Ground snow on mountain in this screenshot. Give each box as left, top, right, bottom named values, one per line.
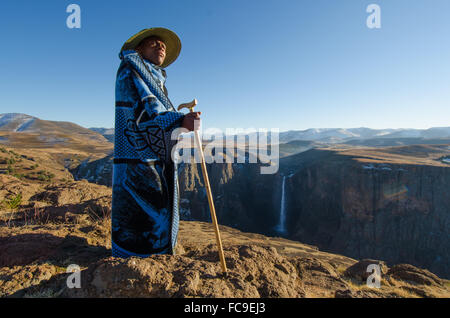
left=0, top=113, right=36, bottom=132
left=2, top=113, right=449, bottom=145
left=279, top=127, right=450, bottom=143
left=422, top=127, right=450, bottom=139
left=0, top=113, right=111, bottom=145
left=382, top=129, right=423, bottom=138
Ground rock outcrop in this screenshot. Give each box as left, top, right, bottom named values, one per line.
left=283, top=148, right=450, bottom=279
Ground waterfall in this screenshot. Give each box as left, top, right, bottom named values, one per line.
left=275, top=175, right=287, bottom=234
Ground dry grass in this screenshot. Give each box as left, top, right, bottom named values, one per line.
left=24, top=206, right=51, bottom=226
left=335, top=264, right=348, bottom=275
left=337, top=144, right=450, bottom=167
left=344, top=277, right=421, bottom=298
left=390, top=286, right=421, bottom=298
left=87, top=205, right=111, bottom=225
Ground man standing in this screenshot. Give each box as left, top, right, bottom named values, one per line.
left=112, top=27, right=200, bottom=257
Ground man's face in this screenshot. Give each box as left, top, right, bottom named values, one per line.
left=136, top=36, right=166, bottom=66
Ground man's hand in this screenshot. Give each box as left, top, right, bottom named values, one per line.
left=182, top=111, right=201, bottom=131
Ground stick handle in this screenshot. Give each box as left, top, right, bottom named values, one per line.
left=193, top=129, right=228, bottom=275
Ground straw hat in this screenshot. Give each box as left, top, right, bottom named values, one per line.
left=120, top=27, right=181, bottom=68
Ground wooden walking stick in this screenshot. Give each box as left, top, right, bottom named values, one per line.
left=177, top=99, right=228, bottom=276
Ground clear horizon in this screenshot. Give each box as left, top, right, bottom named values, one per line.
left=2, top=111, right=450, bottom=133
left=0, top=1, right=449, bottom=131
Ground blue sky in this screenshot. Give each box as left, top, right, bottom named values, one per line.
left=0, top=0, right=449, bottom=131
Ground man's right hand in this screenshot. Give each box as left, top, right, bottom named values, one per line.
left=182, top=111, right=201, bottom=131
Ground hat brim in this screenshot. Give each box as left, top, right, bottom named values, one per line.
left=120, top=27, right=181, bottom=68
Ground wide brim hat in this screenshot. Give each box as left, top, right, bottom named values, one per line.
left=120, top=27, right=181, bottom=68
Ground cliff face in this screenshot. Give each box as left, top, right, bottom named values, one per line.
left=282, top=149, right=450, bottom=279
left=70, top=154, right=113, bottom=187
left=179, top=146, right=450, bottom=280
left=178, top=161, right=279, bottom=236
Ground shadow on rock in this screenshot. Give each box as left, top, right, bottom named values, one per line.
left=0, top=233, right=110, bottom=268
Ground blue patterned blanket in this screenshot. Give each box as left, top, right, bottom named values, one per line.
left=111, top=50, right=185, bottom=257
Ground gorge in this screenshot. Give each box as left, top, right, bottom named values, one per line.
left=174, top=145, right=450, bottom=279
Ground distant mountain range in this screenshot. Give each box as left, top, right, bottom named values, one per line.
left=88, top=124, right=450, bottom=144
left=88, top=128, right=114, bottom=143
left=1, top=113, right=450, bottom=146
left=278, top=127, right=450, bottom=143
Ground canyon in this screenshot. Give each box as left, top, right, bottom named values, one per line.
left=1, top=113, right=449, bottom=282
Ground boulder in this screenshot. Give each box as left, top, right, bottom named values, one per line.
left=387, top=264, right=443, bottom=287
left=344, top=259, right=388, bottom=282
